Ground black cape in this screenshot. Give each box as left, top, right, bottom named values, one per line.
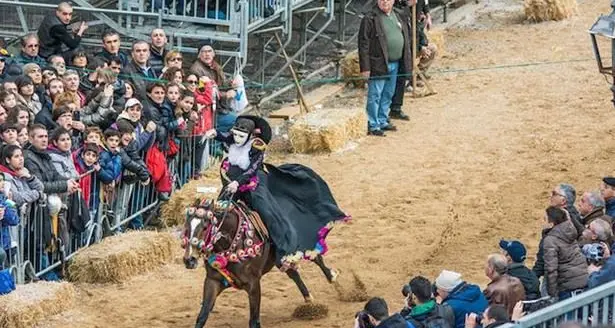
left=244, top=163, right=348, bottom=265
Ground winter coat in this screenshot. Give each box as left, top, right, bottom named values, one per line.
left=72, top=148, right=95, bottom=206
left=358, top=6, right=412, bottom=78
left=567, top=205, right=585, bottom=239
left=483, top=274, right=526, bottom=316
left=189, top=59, right=225, bottom=86
left=442, top=283, right=488, bottom=328
left=506, top=263, right=540, bottom=300
left=404, top=299, right=455, bottom=328
left=0, top=165, right=44, bottom=207
left=34, top=105, right=58, bottom=131
left=0, top=188, right=19, bottom=251
left=16, top=93, right=42, bottom=119
left=376, top=313, right=413, bottom=328
left=588, top=255, right=615, bottom=289
left=532, top=228, right=549, bottom=278
left=97, top=147, right=122, bottom=184
left=142, top=98, right=172, bottom=146
left=543, top=220, right=588, bottom=297
left=119, top=149, right=150, bottom=182
left=582, top=207, right=613, bottom=227
left=122, top=60, right=157, bottom=101
left=23, top=143, right=69, bottom=194
left=194, top=84, right=215, bottom=134
left=150, top=46, right=167, bottom=78
left=606, top=198, right=615, bottom=218
left=95, top=49, right=129, bottom=68
left=80, top=90, right=117, bottom=130
left=48, top=146, right=79, bottom=180
left=114, top=113, right=155, bottom=154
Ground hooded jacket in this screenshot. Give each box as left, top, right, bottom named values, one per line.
left=543, top=220, right=588, bottom=296
left=80, top=89, right=117, bottom=130
left=404, top=299, right=454, bottom=328
left=72, top=147, right=95, bottom=206
left=507, top=262, right=540, bottom=300
left=442, top=283, right=489, bottom=328
left=23, top=143, right=69, bottom=194
left=0, top=165, right=44, bottom=207
left=47, top=145, right=79, bottom=180
left=376, top=313, right=413, bottom=328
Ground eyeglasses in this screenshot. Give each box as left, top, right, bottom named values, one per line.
left=551, top=191, right=565, bottom=198
left=170, top=57, right=182, bottom=62
left=187, top=80, right=198, bottom=84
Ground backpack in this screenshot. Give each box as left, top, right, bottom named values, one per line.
left=407, top=305, right=452, bottom=328
left=69, top=191, right=90, bottom=233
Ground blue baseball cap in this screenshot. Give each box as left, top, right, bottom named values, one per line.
left=499, top=240, right=527, bottom=263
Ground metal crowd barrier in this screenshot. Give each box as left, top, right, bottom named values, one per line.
left=500, top=280, right=615, bottom=328
left=1, top=136, right=217, bottom=283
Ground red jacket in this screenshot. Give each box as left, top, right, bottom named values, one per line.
left=193, top=82, right=215, bottom=135
left=72, top=148, right=94, bottom=205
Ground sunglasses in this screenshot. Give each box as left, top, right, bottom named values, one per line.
left=187, top=80, right=198, bottom=84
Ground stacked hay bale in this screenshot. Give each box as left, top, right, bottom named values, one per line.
left=340, top=51, right=364, bottom=88
left=68, top=231, right=175, bottom=283
left=524, top=0, right=577, bottom=22
left=0, top=281, right=75, bottom=328
left=161, top=165, right=221, bottom=227
left=288, top=107, right=367, bottom=153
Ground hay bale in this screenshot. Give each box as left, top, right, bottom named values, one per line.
left=524, top=0, right=577, bottom=22
left=0, top=281, right=75, bottom=328
left=292, top=302, right=329, bottom=320
left=426, top=28, right=446, bottom=57
left=68, top=231, right=175, bottom=283
left=340, top=51, right=364, bottom=88
left=161, top=164, right=221, bottom=227
left=288, top=107, right=367, bottom=153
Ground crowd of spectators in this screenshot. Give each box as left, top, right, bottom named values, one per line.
left=0, top=2, right=244, bottom=282
left=355, top=179, right=615, bottom=328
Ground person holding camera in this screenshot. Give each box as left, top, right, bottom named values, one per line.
left=354, top=297, right=413, bottom=328
left=401, top=276, right=455, bottom=328
left=464, top=305, right=510, bottom=328
left=434, top=270, right=488, bottom=328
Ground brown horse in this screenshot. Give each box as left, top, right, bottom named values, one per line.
left=182, top=199, right=338, bottom=328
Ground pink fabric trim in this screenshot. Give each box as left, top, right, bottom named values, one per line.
left=238, top=175, right=259, bottom=192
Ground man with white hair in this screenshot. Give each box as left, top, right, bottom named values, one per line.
left=434, top=270, right=488, bottom=328
left=550, top=183, right=584, bottom=237
left=483, top=254, right=525, bottom=316
left=578, top=190, right=612, bottom=227
left=581, top=219, right=613, bottom=248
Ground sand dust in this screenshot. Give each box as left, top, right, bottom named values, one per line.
left=38, top=2, right=615, bottom=327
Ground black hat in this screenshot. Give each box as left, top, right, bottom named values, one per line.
left=604, top=177, right=615, bottom=188
left=232, top=117, right=256, bottom=134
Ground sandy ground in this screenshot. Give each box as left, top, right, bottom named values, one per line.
left=40, top=1, right=615, bottom=327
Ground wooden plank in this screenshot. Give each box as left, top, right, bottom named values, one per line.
left=267, top=83, right=346, bottom=120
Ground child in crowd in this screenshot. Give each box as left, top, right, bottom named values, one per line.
left=0, top=172, right=19, bottom=269
left=72, top=142, right=100, bottom=208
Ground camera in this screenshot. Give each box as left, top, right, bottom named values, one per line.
left=432, top=283, right=439, bottom=297
left=355, top=311, right=375, bottom=328
left=401, top=284, right=412, bottom=298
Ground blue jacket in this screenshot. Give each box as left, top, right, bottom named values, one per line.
left=443, top=283, right=489, bottom=328
left=376, top=313, right=415, bottom=328
left=588, top=256, right=615, bottom=289
left=606, top=198, right=615, bottom=218
left=97, top=148, right=122, bottom=184
left=0, top=193, right=19, bottom=251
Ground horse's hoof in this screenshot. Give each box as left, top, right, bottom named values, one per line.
left=304, top=293, right=314, bottom=303
left=329, top=269, right=339, bottom=283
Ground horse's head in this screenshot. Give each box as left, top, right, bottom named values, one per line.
left=181, top=198, right=216, bottom=269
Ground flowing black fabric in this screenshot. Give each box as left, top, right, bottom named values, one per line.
left=239, top=163, right=347, bottom=263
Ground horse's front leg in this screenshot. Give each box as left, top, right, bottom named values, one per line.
left=286, top=268, right=313, bottom=302
left=313, top=254, right=338, bottom=283
left=195, top=277, right=225, bottom=328
left=248, top=280, right=263, bottom=328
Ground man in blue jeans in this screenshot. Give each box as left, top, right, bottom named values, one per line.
left=358, top=0, right=412, bottom=136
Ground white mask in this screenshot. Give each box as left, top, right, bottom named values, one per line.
left=231, top=129, right=249, bottom=145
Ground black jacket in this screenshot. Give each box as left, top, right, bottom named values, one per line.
left=532, top=228, right=549, bottom=278
left=507, top=263, right=540, bottom=300
left=23, top=143, right=69, bottom=194
left=119, top=149, right=150, bottom=182
left=122, top=60, right=157, bottom=101
left=377, top=313, right=410, bottom=328
left=358, top=6, right=413, bottom=77
left=37, top=15, right=81, bottom=59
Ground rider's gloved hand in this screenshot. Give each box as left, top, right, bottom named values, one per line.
left=227, top=181, right=239, bottom=193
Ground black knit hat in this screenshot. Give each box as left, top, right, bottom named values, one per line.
left=604, top=177, right=615, bottom=188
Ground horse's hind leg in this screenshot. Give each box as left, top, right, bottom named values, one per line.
left=195, top=277, right=225, bottom=328
left=313, top=254, right=338, bottom=283
left=286, top=269, right=313, bottom=302
left=248, top=280, right=263, bottom=328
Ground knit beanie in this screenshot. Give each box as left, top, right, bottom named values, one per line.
left=435, top=270, right=463, bottom=292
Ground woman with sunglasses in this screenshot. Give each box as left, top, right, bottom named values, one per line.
left=159, top=50, right=183, bottom=78
left=185, top=73, right=198, bottom=93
